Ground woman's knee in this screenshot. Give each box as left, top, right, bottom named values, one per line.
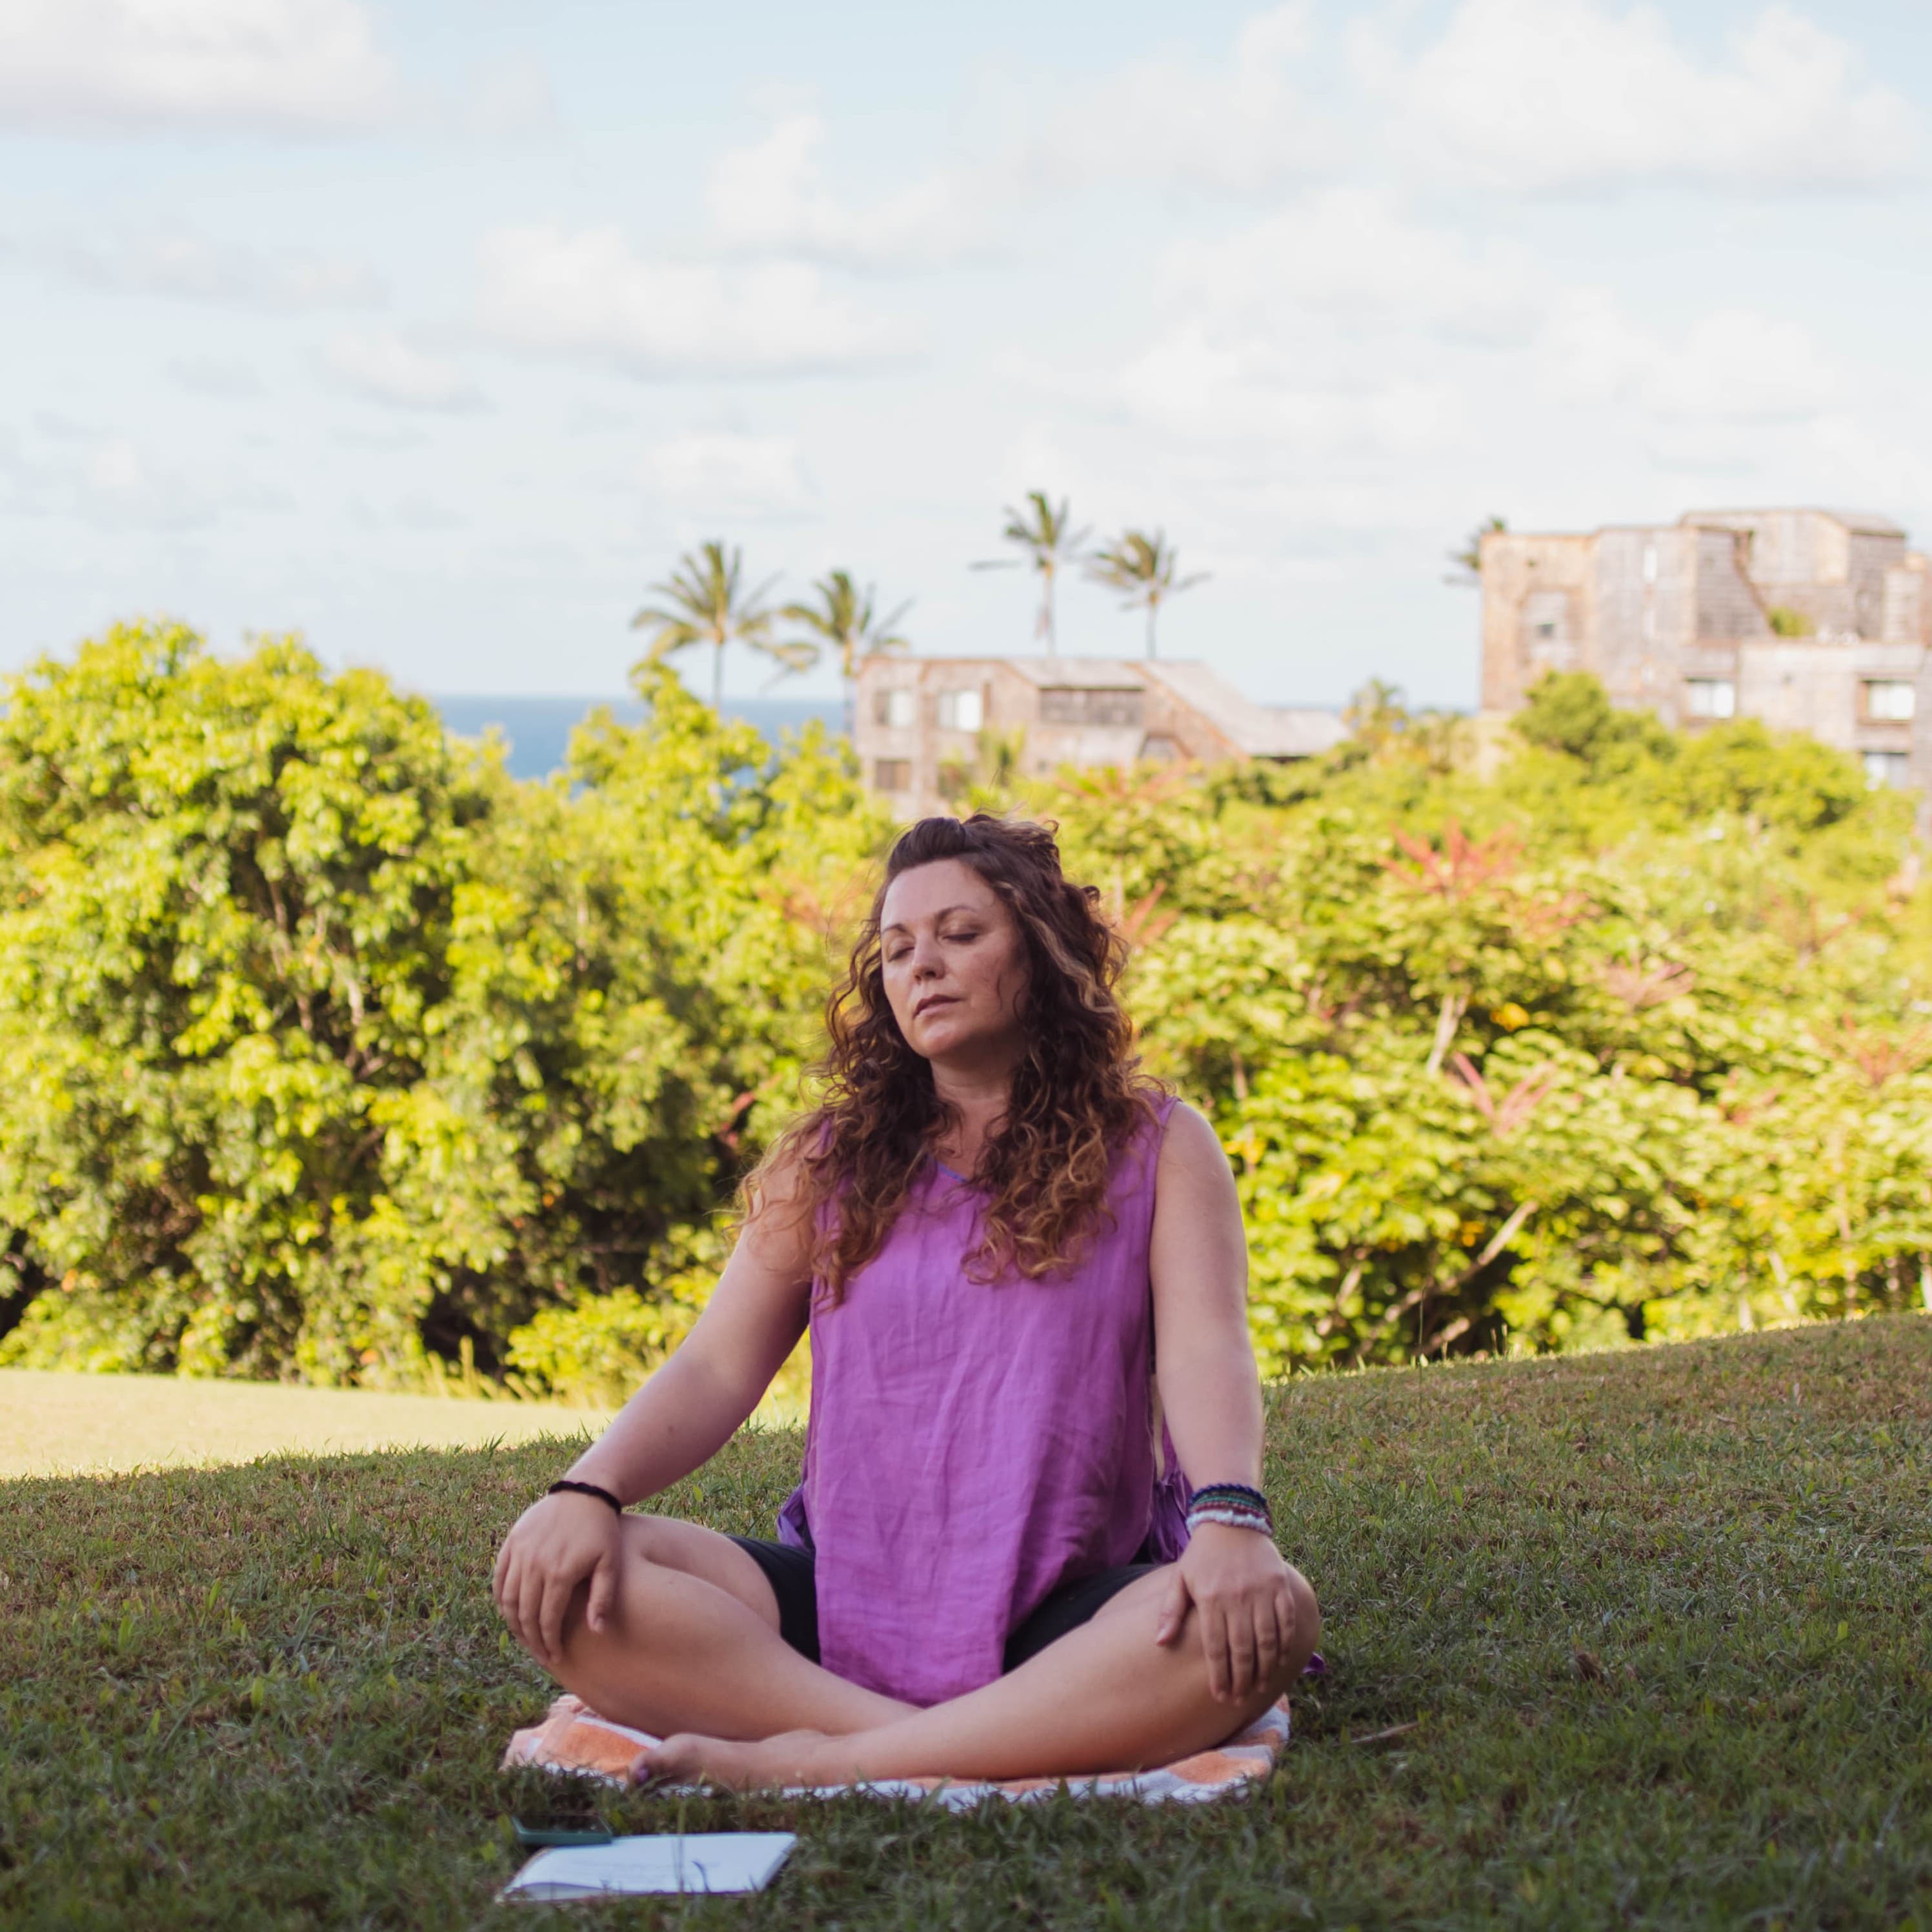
left=1283, top=1564, right=1322, bottom=1674
left=623, top=1513, right=685, bottom=1566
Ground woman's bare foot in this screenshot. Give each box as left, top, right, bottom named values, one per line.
left=639, top=1727, right=836, bottom=1791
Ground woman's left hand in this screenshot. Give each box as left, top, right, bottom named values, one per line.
left=1154, top=1522, right=1296, bottom=1704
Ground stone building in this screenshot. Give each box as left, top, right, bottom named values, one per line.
left=1480, top=507, right=1930, bottom=792
left=853, top=655, right=1347, bottom=819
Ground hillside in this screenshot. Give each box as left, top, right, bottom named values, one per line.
left=3, top=1316, right=1926, bottom=1929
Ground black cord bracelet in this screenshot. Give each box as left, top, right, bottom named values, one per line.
left=547, top=1479, right=624, bottom=1514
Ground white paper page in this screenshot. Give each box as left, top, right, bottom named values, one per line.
left=501, top=1832, right=796, bottom=1900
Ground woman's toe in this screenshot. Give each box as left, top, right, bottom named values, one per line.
left=636, top=1733, right=704, bottom=1784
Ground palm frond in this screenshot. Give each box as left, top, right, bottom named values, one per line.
left=777, top=568, right=912, bottom=682
left=629, top=539, right=780, bottom=705
left=1085, top=527, right=1209, bottom=659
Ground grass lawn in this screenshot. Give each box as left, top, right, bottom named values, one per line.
left=0, top=1369, right=609, bottom=1480
left=3, top=1317, right=1927, bottom=1931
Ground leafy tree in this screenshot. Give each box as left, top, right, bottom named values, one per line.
left=1086, top=528, right=1208, bottom=659
left=1660, top=718, right=1870, bottom=836
left=971, top=490, right=1089, bottom=656
left=780, top=569, right=912, bottom=731
left=0, top=622, right=492, bottom=1379
left=1, top=636, right=1923, bottom=1393
left=1513, top=670, right=1673, bottom=776
left=630, top=540, right=795, bottom=707
left=1341, top=678, right=1413, bottom=755
left=0, top=626, right=887, bottom=1388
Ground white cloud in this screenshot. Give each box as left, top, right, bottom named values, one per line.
left=456, top=53, right=557, bottom=141
left=52, top=228, right=383, bottom=310
left=321, top=331, right=485, bottom=413
left=699, top=7, right=1331, bottom=274
left=1107, top=179, right=1853, bottom=481
left=1360, top=0, right=1918, bottom=190
left=0, top=427, right=230, bottom=528
left=475, top=225, right=909, bottom=377
left=0, top=0, right=396, bottom=134
left=1542, top=296, right=1842, bottom=423
left=1156, top=188, right=1540, bottom=343
left=1118, top=321, right=1469, bottom=458
left=169, top=352, right=261, bottom=396
left=1098, top=191, right=1538, bottom=460
left=707, top=112, right=982, bottom=265
left=637, top=432, right=817, bottom=520
left=349, top=489, right=466, bottom=531
left=1010, top=3, right=1331, bottom=195
left=332, top=425, right=427, bottom=452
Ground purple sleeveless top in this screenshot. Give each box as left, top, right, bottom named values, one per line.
left=774, top=1096, right=1190, bottom=1706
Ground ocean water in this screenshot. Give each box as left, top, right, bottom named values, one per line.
left=434, top=696, right=845, bottom=780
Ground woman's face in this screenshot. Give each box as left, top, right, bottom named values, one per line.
left=878, top=858, right=1029, bottom=1067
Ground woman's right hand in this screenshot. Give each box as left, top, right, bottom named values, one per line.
left=492, top=1491, right=625, bottom=1669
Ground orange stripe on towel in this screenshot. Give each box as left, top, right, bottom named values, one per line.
left=501, top=1694, right=1294, bottom=1804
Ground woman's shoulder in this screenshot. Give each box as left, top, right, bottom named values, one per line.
left=738, top=1122, right=825, bottom=1259
left=1151, top=1097, right=1226, bottom=1180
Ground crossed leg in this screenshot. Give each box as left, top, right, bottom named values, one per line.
left=530, top=1514, right=1321, bottom=1792
left=540, top=1514, right=914, bottom=1739
left=646, top=1559, right=1320, bottom=1789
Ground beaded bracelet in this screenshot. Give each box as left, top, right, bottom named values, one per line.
left=1190, top=1482, right=1269, bottom=1510
left=1189, top=1505, right=1274, bottom=1533
left=1186, top=1482, right=1274, bottom=1537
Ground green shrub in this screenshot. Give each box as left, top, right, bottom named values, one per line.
left=0, top=636, right=1924, bottom=1385
left=0, top=624, right=885, bottom=1386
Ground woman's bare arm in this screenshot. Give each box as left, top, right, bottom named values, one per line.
left=1147, top=1100, right=1291, bottom=1701
left=562, top=1171, right=814, bottom=1505
left=1149, top=1101, right=1264, bottom=1488
left=492, top=1154, right=814, bottom=1663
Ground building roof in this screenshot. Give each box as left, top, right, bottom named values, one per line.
left=1493, top=508, right=1911, bottom=544
left=998, top=658, right=1149, bottom=690
left=1683, top=508, right=1906, bottom=538
left=1143, top=661, right=1349, bottom=758
left=854, top=652, right=1349, bottom=760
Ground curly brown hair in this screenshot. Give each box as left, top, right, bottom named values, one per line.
left=751, top=813, right=1163, bottom=1302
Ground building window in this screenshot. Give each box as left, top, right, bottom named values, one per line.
left=874, top=688, right=916, bottom=729
left=1685, top=678, right=1736, bottom=719
left=1864, top=679, right=1917, bottom=723
left=1522, top=590, right=1569, bottom=665
left=872, top=758, right=912, bottom=792
left=1863, top=750, right=1911, bottom=790
left=936, top=689, right=984, bottom=732
left=1038, top=687, right=1145, bottom=727
left=1140, top=734, right=1180, bottom=762
left=1642, top=543, right=1658, bottom=584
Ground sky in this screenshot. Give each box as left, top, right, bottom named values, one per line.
left=2, top=0, right=1929, bottom=710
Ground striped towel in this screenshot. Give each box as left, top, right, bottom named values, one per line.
left=502, top=1693, right=1292, bottom=1806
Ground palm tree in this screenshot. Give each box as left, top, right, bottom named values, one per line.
left=971, top=490, right=1089, bottom=656
left=630, top=540, right=786, bottom=709
left=780, top=569, right=912, bottom=732
left=1086, top=528, right=1208, bottom=659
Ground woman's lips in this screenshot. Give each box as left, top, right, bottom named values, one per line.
left=914, top=994, right=958, bottom=1019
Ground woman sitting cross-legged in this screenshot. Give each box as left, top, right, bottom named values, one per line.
left=491, top=812, right=1320, bottom=1789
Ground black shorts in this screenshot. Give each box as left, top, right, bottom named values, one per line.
left=728, top=1537, right=1160, bottom=1676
